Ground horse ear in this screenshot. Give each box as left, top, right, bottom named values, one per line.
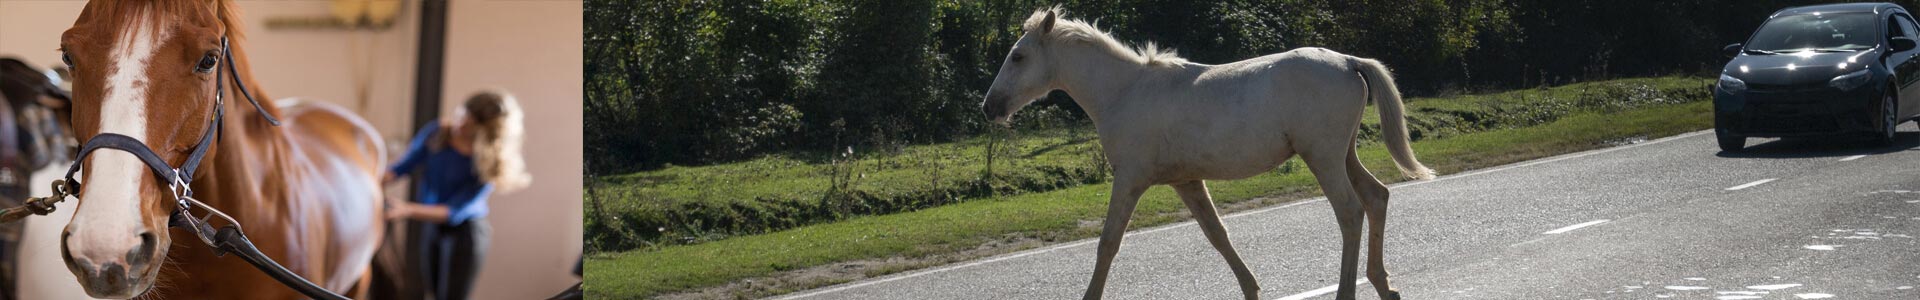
left=1042, top=10, right=1057, bottom=34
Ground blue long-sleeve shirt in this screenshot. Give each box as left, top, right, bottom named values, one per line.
left=389, top=122, right=491, bottom=225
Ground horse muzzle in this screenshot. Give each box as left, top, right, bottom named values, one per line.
left=61, top=228, right=162, bottom=299
left=982, top=94, right=1012, bottom=126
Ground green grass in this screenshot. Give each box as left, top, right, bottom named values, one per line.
left=587, top=126, right=1111, bottom=250
left=585, top=76, right=1718, bottom=299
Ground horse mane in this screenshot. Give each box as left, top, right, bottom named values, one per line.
left=1022, top=6, right=1188, bottom=67
left=93, top=1, right=242, bottom=38
left=217, top=0, right=246, bottom=39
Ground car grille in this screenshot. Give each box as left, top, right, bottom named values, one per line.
left=1751, top=82, right=1820, bottom=93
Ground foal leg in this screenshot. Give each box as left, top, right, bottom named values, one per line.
left=1084, top=180, right=1149, bottom=300
left=1304, top=151, right=1367, bottom=300
left=1172, top=180, right=1260, bottom=300
left=1346, top=147, right=1400, bottom=300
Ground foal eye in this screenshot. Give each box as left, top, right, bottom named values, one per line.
left=193, top=52, right=219, bottom=74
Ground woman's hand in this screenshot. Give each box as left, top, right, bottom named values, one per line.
left=386, top=202, right=413, bottom=220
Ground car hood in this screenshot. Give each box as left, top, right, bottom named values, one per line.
left=1723, top=50, right=1877, bottom=85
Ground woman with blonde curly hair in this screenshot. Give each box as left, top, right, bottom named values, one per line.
left=386, top=89, right=532, bottom=300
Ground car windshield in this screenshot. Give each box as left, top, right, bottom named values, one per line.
left=1746, top=12, right=1879, bottom=53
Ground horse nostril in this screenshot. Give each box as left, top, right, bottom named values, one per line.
left=92, top=261, right=128, bottom=289
left=128, top=231, right=156, bottom=268
left=60, top=229, right=74, bottom=262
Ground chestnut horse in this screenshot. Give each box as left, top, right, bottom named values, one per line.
left=982, top=8, right=1432, bottom=300
left=53, top=1, right=385, bottom=299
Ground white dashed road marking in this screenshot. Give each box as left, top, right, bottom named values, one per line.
left=1543, top=219, right=1611, bottom=235
left=1839, top=155, right=1866, bottom=161
left=1726, top=178, right=1778, bottom=191
left=1274, top=279, right=1369, bottom=300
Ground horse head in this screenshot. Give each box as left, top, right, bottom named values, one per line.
left=982, top=7, right=1062, bottom=125
left=56, top=2, right=243, bottom=297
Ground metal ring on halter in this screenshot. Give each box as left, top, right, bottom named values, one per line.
left=168, top=168, right=190, bottom=201
left=181, top=197, right=242, bottom=233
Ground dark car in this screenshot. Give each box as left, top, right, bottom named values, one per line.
left=1716, top=3, right=1920, bottom=151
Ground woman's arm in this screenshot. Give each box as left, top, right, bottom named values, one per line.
left=386, top=122, right=441, bottom=184
left=389, top=181, right=494, bottom=224
left=388, top=202, right=452, bottom=223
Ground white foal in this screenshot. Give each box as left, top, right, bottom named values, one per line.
left=981, top=7, right=1435, bottom=300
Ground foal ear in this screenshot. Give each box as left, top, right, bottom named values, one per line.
left=1041, top=10, right=1057, bottom=34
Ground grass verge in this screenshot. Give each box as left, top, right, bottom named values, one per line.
left=585, top=86, right=1716, bottom=299
left=588, top=126, right=1109, bottom=250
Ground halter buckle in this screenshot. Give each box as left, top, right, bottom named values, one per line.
left=168, top=168, right=192, bottom=206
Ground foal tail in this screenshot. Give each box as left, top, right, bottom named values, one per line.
left=1352, top=57, right=1436, bottom=180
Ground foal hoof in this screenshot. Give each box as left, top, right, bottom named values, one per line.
left=1381, top=289, right=1401, bottom=300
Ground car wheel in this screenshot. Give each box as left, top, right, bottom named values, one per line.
left=1717, top=130, right=1745, bottom=152
left=1875, top=91, right=1897, bottom=146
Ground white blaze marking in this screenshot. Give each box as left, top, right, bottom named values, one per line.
left=1839, top=155, right=1866, bottom=161
left=69, top=6, right=162, bottom=260
left=1726, top=178, right=1777, bottom=191
left=1543, top=219, right=1610, bottom=235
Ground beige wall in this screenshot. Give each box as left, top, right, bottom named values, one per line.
left=0, top=1, right=582, bottom=299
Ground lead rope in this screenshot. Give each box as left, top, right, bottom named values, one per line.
left=0, top=179, right=73, bottom=223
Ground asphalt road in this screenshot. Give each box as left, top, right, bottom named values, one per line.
left=775, top=127, right=1920, bottom=300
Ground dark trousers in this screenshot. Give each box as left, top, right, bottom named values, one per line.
left=421, top=218, right=489, bottom=300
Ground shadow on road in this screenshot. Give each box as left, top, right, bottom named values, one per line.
left=1716, top=131, right=1920, bottom=159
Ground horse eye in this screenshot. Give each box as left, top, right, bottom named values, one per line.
left=1011, top=53, right=1025, bottom=63
left=61, top=52, right=74, bottom=68
left=194, top=52, right=219, bottom=74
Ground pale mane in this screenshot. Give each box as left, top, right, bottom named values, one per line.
left=1022, top=6, right=1188, bottom=67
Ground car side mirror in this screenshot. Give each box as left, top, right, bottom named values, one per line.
left=1894, top=37, right=1917, bottom=52
left=1724, top=43, right=1744, bottom=58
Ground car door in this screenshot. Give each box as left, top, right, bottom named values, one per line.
left=1897, top=13, right=1920, bottom=119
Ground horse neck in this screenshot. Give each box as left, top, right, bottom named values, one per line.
left=1050, top=43, right=1150, bottom=125
left=225, top=41, right=284, bottom=127
left=197, top=40, right=295, bottom=220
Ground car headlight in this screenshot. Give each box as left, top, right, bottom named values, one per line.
left=1720, top=74, right=1747, bottom=93
left=1829, top=69, right=1871, bottom=91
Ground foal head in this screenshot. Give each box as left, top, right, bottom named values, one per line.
left=982, top=7, right=1185, bottom=125
left=982, top=8, right=1063, bottom=125
left=56, top=2, right=236, bottom=297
